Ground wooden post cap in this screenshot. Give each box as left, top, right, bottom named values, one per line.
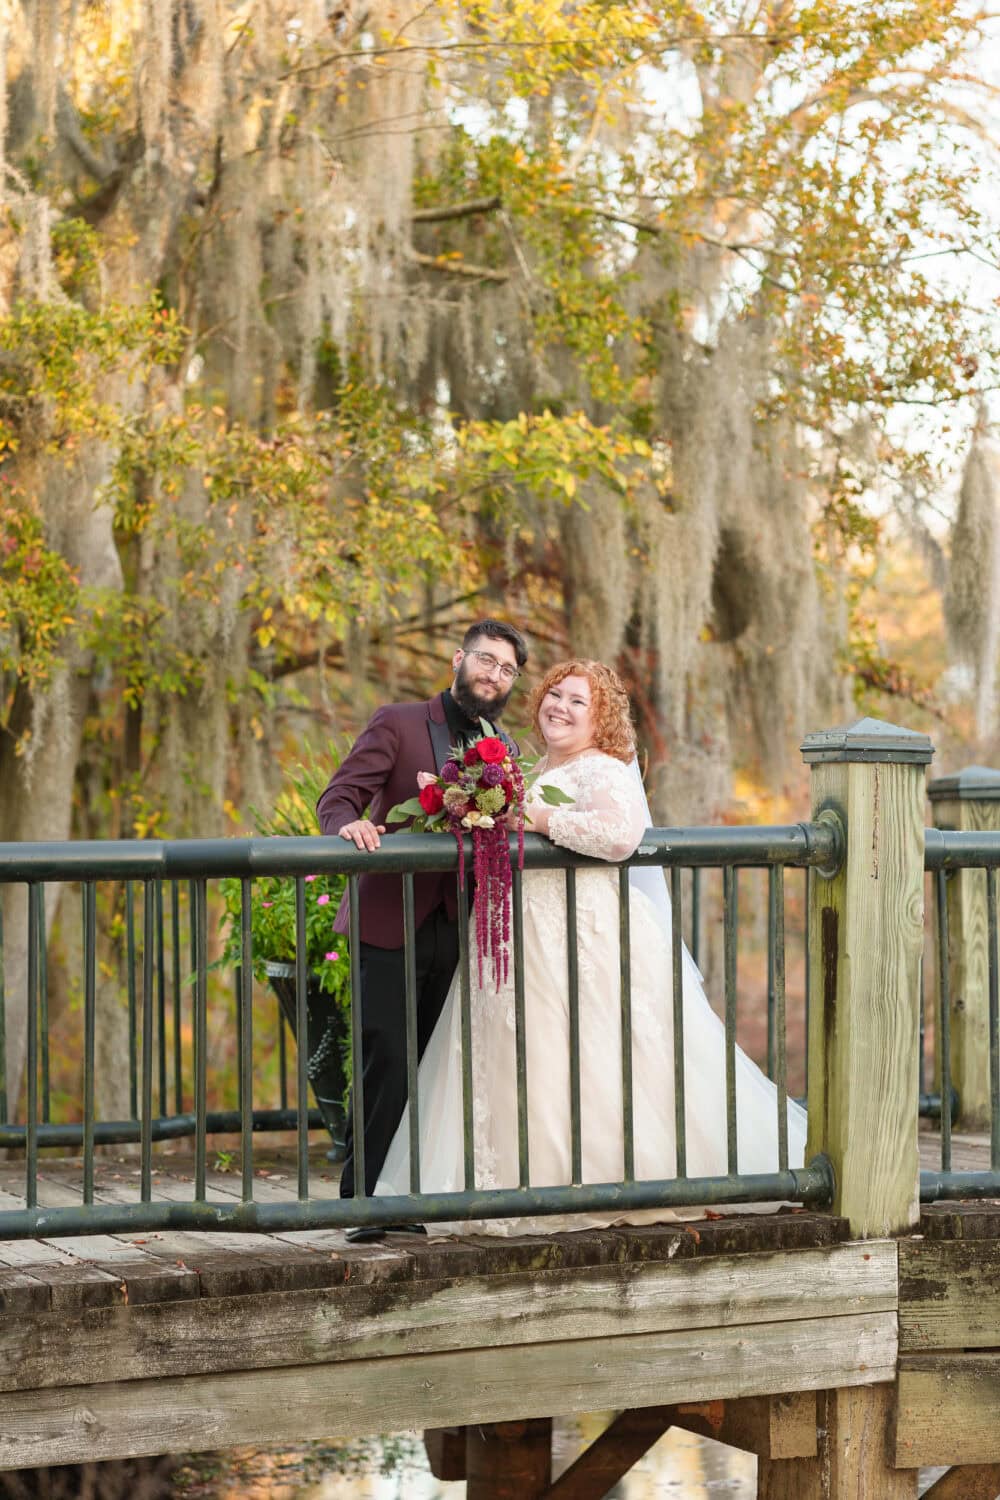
left=801, top=716, right=934, bottom=766
left=928, top=765, right=1000, bottom=803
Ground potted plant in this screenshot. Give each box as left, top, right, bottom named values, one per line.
left=220, top=744, right=352, bottom=1154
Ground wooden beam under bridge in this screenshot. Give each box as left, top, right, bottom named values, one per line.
left=426, top=1392, right=854, bottom=1499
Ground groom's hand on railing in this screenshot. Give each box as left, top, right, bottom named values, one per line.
left=338, top=819, right=387, bottom=851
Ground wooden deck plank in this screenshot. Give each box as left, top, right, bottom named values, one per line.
left=3, top=1177, right=202, bottom=1305
left=0, top=1267, right=53, bottom=1314
left=0, top=1237, right=123, bottom=1312
left=0, top=1241, right=897, bottom=1394
left=0, top=1309, right=897, bottom=1470
left=919, top=1131, right=993, bottom=1174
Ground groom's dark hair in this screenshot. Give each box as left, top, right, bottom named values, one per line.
left=464, top=619, right=528, bottom=669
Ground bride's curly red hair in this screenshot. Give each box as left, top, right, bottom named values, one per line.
left=530, top=660, right=636, bottom=764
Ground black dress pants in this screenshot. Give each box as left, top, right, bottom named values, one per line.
left=339, top=905, right=459, bottom=1198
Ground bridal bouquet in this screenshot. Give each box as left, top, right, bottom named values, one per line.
left=388, top=723, right=571, bottom=988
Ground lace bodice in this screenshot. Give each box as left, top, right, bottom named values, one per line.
left=530, top=751, right=647, bottom=862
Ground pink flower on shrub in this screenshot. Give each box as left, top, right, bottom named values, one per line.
left=262, top=901, right=273, bottom=908
left=325, top=950, right=339, bottom=962
left=304, top=874, right=317, bottom=882
left=316, top=893, right=330, bottom=906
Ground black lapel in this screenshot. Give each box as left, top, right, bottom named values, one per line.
left=428, top=714, right=452, bottom=772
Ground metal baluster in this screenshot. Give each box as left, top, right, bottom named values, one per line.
left=402, top=875, right=420, bottom=1194
left=671, top=868, right=686, bottom=1179
left=803, top=866, right=810, bottom=1098
left=155, top=879, right=167, bottom=1116
left=936, top=869, right=952, bottom=1174
left=26, top=884, right=39, bottom=1210
left=295, top=878, right=309, bottom=1200
left=193, top=878, right=208, bottom=1204
left=766, top=872, right=777, bottom=1082
left=566, top=869, right=582, bottom=1185
left=619, top=866, right=634, bottom=1183
left=38, top=894, right=49, bottom=1124
left=0, top=894, right=7, bottom=1125
left=512, top=866, right=530, bottom=1188
left=83, top=881, right=97, bottom=1205
left=141, top=881, right=155, bottom=1203
left=989, top=868, right=999, bottom=1171
left=770, top=867, right=788, bottom=1172
left=348, top=876, right=366, bottom=1199
left=234, top=965, right=244, bottom=1115
left=126, top=881, right=138, bottom=1120
left=240, top=878, right=254, bottom=1202
left=918, top=948, right=927, bottom=1102
left=458, top=875, right=475, bottom=1190
left=724, top=866, right=739, bottom=1175
left=690, top=868, right=701, bottom=967
left=171, top=882, right=183, bottom=1114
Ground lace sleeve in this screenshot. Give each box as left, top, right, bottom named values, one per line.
left=545, top=755, right=648, bottom=862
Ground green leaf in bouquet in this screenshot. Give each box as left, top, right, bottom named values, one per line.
left=539, top=783, right=575, bottom=806
left=386, top=796, right=427, bottom=823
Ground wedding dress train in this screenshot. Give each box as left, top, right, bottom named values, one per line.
left=375, top=750, right=808, bottom=1234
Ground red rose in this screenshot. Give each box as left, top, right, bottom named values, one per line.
left=463, top=745, right=481, bottom=765
left=419, top=783, right=445, bottom=814
left=477, top=736, right=506, bottom=764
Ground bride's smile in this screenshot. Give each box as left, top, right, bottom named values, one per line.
left=538, top=675, right=596, bottom=765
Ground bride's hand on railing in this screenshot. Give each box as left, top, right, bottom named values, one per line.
left=524, top=803, right=552, bottom=837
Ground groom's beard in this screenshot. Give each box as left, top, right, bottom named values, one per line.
left=451, top=660, right=513, bottom=724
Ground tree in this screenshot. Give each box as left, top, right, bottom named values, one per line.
left=1, top=0, right=997, bottom=1110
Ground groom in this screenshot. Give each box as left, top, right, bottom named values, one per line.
left=317, top=619, right=528, bottom=1213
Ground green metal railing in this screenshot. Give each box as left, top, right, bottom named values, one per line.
left=922, top=828, right=1000, bottom=1202
left=0, top=824, right=840, bottom=1238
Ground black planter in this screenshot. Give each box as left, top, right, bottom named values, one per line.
left=265, top=962, right=348, bottom=1152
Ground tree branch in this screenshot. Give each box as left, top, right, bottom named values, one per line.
left=56, top=85, right=118, bottom=184
left=406, top=248, right=509, bottom=283
left=412, top=195, right=502, bottom=223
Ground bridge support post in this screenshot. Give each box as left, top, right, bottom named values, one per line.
left=465, top=1418, right=552, bottom=1499
left=802, top=717, right=932, bottom=1238
left=757, top=1386, right=915, bottom=1498
left=794, top=718, right=931, bottom=1500
left=927, top=765, right=1000, bottom=1131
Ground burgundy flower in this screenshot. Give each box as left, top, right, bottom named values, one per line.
left=481, top=763, right=504, bottom=788
left=441, top=759, right=462, bottom=783
left=477, top=737, right=507, bottom=764
left=419, top=783, right=445, bottom=814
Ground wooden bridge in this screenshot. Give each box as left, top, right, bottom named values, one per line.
left=2, top=717, right=1000, bottom=1498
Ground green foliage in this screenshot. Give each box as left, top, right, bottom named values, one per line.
left=456, top=409, right=652, bottom=507
left=219, top=744, right=352, bottom=1002
left=0, top=499, right=81, bottom=735
left=0, top=295, right=182, bottom=459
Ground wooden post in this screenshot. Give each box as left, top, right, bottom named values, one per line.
left=424, top=1425, right=467, bottom=1480
left=465, top=1418, right=552, bottom=1500
left=928, top=766, right=1000, bottom=1131
left=802, top=716, right=931, bottom=1238
left=758, top=1387, right=916, bottom=1498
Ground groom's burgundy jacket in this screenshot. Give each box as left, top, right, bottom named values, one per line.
left=317, top=693, right=463, bottom=949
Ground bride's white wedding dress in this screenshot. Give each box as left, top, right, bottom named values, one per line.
left=375, top=749, right=807, bottom=1234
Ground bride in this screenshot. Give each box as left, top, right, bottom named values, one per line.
left=375, top=659, right=807, bottom=1233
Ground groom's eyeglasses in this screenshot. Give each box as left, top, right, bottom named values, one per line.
left=465, top=649, right=520, bottom=684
